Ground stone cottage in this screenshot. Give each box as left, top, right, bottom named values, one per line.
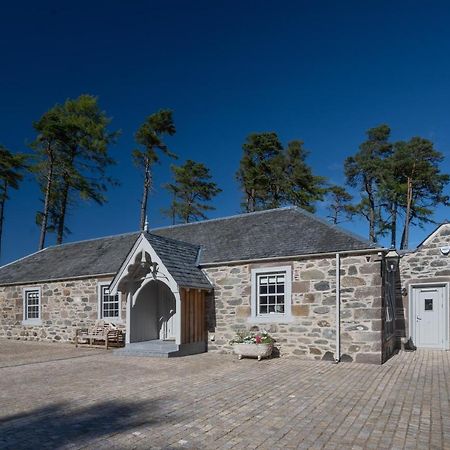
left=1, top=207, right=444, bottom=364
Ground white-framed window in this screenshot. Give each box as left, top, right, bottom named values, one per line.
left=98, top=283, right=121, bottom=322
left=23, top=287, right=42, bottom=325
left=250, top=266, right=292, bottom=323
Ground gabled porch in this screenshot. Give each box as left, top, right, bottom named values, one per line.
left=109, top=233, right=211, bottom=357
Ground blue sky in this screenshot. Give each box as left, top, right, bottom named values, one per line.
left=1, top=0, right=449, bottom=264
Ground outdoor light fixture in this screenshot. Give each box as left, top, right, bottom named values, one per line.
left=385, top=248, right=400, bottom=273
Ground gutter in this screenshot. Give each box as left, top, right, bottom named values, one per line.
left=0, top=272, right=117, bottom=288
left=200, top=247, right=387, bottom=268
left=335, top=253, right=341, bottom=363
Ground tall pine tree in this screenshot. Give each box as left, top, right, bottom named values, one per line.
left=0, top=145, right=27, bottom=259
left=345, top=124, right=392, bottom=243
left=164, top=160, right=221, bottom=223
left=31, top=95, right=119, bottom=246
left=133, top=109, right=176, bottom=229
left=236, top=132, right=325, bottom=212
left=326, top=185, right=354, bottom=225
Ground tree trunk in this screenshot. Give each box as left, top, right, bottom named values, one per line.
left=401, top=177, right=413, bottom=249
left=0, top=182, right=7, bottom=261
left=368, top=201, right=375, bottom=243
left=365, top=178, right=376, bottom=243
left=390, top=201, right=397, bottom=248
left=248, top=188, right=255, bottom=212
left=38, top=147, right=54, bottom=250
left=332, top=206, right=338, bottom=225
left=139, top=158, right=151, bottom=230
left=56, top=180, right=70, bottom=245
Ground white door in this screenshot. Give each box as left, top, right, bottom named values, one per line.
left=413, top=285, right=447, bottom=349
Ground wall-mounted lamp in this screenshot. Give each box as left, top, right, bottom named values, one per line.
left=385, top=248, right=400, bottom=273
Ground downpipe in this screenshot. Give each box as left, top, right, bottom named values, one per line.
left=334, top=252, right=341, bottom=363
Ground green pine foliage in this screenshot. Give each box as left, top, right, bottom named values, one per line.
left=31, top=95, right=119, bottom=247
left=133, top=109, right=177, bottom=230
left=344, top=124, right=392, bottom=244
left=326, top=185, right=354, bottom=225
left=0, top=145, right=27, bottom=259
left=164, top=160, right=222, bottom=223
left=346, top=124, right=449, bottom=248
left=236, top=132, right=326, bottom=212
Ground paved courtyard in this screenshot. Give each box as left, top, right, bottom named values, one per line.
left=0, top=340, right=449, bottom=449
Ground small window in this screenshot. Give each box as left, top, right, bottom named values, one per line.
left=251, top=266, right=292, bottom=323
left=23, top=288, right=41, bottom=324
left=99, top=284, right=121, bottom=321
left=257, top=273, right=286, bottom=314
left=425, top=299, right=433, bottom=311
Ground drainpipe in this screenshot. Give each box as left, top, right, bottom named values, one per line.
left=335, top=253, right=341, bottom=363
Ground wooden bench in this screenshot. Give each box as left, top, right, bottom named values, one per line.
left=75, top=321, right=125, bottom=349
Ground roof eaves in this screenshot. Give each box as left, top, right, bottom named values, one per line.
left=0, top=272, right=117, bottom=287
left=199, top=247, right=387, bottom=267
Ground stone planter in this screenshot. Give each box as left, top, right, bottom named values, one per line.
left=233, top=343, right=273, bottom=361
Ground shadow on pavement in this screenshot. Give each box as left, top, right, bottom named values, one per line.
left=0, top=397, right=176, bottom=449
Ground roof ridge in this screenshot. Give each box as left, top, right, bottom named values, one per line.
left=144, top=231, right=200, bottom=250
left=43, top=230, right=140, bottom=250
left=150, top=206, right=296, bottom=231
left=290, top=206, right=375, bottom=247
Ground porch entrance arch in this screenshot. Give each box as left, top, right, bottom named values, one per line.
left=130, top=280, right=176, bottom=343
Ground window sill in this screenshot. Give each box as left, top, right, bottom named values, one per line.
left=100, top=318, right=124, bottom=325
left=248, top=315, right=294, bottom=324
left=22, top=320, right=42, bottom=326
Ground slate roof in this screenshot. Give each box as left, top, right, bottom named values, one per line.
left=0, top=232, right=140, bottom=285
left=143, top=233, right=211, bottom=289
left=0, top=207, right=375, bottom=286
left=152, top=207, right=376, bottom=264
left=0, top=232, right=211, bottom=289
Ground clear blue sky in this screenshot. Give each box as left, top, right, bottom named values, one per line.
left=1, top=0, right=450, bottom=264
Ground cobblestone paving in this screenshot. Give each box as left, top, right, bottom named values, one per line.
left=0, top=340, right=449, bottom=449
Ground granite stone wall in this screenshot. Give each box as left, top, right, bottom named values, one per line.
left=204, top=252, right=384, bottom=363
left=399, top=224, right=450, bottom=340
left=0, top=276, right=125, bottom=342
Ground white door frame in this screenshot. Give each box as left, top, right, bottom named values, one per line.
left=409, top=282, right=449, bottom=350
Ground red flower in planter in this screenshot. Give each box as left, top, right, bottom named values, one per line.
left=255, top=335, right=262, bottom=344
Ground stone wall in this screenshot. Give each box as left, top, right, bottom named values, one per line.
left=0, top=276, right=126, bottom=342
left=399, top=224, right=450, bottom=340
left=204, top=251, right=384, bottom=364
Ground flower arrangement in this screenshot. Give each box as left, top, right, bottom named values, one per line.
left=230, top=330, right=274, bottom=345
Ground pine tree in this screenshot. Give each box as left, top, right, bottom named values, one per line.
left=284, top=140, right=326, bottom=213
left=345, top=124, right=392, bottom=243
left=164, top=160, right=221, bottom=223
left=31, top=95, right=119, bottom=246
left=133, top=109, right=176, bottom=229
left=326, top=185, right=354, bottom=224
left=236, top=133, right=325, bottom=212
left=236, top=132, right=284, bottom=212
left=0, top=145, right=27, bottom=259
left=394, top=137, right=449, bottom=249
